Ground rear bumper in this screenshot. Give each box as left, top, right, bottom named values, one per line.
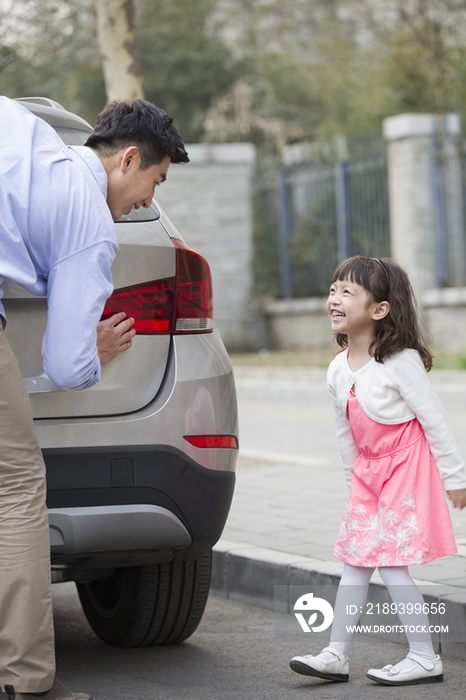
left=44, top=444, right=235, bottom=571
left=50, top=504, right=191, bottom=554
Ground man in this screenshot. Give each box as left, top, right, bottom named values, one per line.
left=0, top=97, right=189, bottom=700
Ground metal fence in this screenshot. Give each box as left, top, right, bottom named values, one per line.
left=278, top=138, right=390, bottom=298
left=253, top=136, right=391, bottom=298
left=253, top=127, right=466, bottom=299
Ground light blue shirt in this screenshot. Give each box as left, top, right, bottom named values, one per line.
left=0, top=96, right=118, bottom=390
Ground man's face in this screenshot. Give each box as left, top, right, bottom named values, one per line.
left=107, top=150, right=171, bottom=221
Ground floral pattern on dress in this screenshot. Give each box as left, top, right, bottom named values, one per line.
left=333, top=494, right=425, bottom=566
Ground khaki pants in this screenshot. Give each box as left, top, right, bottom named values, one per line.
left=0, top=327, right=55, bottom=693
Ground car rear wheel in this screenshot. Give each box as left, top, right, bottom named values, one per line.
left=76, top=552, right=212, bottom=647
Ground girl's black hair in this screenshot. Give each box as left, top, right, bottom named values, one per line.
left=331, top=256, right=433, bottom=371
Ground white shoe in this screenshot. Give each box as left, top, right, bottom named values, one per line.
left=367, top=651, right=443, bottom=686
left=290, top=646, right=349, bottom=682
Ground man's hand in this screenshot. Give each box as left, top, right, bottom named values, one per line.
left=97, top=312, right=136, bottom=364
left=447, top=488, right=466, bottom=510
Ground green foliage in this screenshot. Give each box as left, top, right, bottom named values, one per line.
left=0, top=0, right=105, bottom=124
left=0, top=44, right=30, bottom=96
left=203, top=0, right=466, bottom=145
left=4, top=0, right=466, bottom=142
left=0, top=0, right=240, bottom=135
left=288, top=189, right=338, bottom=297
left=135, top=0, right=242, bottom=141
left=251, top=156, right=282, bottom=298
left=432, top=349, right=466, bottom=370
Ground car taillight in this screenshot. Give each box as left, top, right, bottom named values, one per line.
left=101, top=239, right=214, bottom=334
left=183, top=435, right=239, bottom=449
left=173, top=239, right=214, bottom=332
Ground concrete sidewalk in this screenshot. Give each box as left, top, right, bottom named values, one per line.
left=211, top=365, right=466, bottom=660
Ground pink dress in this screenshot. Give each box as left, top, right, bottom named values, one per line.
left=333, top=391, right=457, bottom=567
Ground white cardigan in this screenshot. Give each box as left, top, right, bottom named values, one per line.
left=327, top=348, right=466, bottom=491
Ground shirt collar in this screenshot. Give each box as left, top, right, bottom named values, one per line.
left=67, top=146, right=108, bottom=200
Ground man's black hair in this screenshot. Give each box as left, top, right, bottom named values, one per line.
left=85, top=99, right=189, bottom=169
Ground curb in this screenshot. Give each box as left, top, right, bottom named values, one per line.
left=211, top=540, right=466, bottom=661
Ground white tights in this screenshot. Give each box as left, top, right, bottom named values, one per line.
left=328, top=563, right=436, bottom=660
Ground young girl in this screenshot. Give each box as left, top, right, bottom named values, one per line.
left=290, top=256, right=466, bottom=686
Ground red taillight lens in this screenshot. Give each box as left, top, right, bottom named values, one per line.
left=101, top=239, right=214, bottom=335
left=101, top=278, right=175, bottom=333
left=183, top=435, right=239, bottom=449
left=173, top=239, right=214, bottom=332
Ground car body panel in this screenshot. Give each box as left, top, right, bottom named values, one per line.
left=15, top=98, right=92, bottom=130
left=3, top=219, right=176, bottom=417
left=34, top=330, right=238, bottom=472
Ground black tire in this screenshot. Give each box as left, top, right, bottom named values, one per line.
left=76, top=552, right=212, bottom=647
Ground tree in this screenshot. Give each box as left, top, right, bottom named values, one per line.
left=135, top=0, right=241, bottom=141
left=203, top=1, right=374, bottom=148
left=362, top=0, right=466, bottom=120
left=0, top=0, right=241, bottom=140
left=95, top=0, right=144, bottom=100
left=202, top=0, right=466, bottom=150
left=4, top=0, right=466, bottom=146
left=0, top=0, right=106, bottom=124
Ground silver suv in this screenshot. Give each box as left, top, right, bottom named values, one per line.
left=3, top=97, right=238, bottom=648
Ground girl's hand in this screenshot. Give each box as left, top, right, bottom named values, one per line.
left=447, top=488, right=466, bottom=510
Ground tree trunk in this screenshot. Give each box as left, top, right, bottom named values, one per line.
left=95, top=0, right=144, bottom=101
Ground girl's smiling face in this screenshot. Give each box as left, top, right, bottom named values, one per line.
left=327, top=278, right=379, bottom=338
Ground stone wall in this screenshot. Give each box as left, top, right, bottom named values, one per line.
left=263, top=297, right=331, bottom=351
left=422, top=288, right=466, bottom=351
left=263, top=290, right=466, bottom=354
left=154, top=143, right=266, bottom=352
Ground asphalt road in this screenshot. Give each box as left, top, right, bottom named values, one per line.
left=234, top=365, right=466, bottom=471
left=5, top=582, right=464, bottom=700
left=230, top=366, right=466, bottom=552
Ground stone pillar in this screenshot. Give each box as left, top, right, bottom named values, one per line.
left=443, top=137, right=466, bottom=286
left=383, top=113, right=462, bottom=295
left=154, top=143, right=266, bottom=352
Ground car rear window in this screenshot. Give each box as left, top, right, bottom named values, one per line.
left=117, top=205, right=160, bottom=223
left=54, top=126, right=160, bottom=223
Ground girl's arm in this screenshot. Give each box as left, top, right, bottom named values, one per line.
left=394, top=351, right=466, bottom=497
left=447, top=488, right=466, bottom=510
left=328, top=383, right=359, bottom=489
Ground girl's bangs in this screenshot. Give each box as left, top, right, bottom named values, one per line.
left=332, top=257, right=372, bottom=288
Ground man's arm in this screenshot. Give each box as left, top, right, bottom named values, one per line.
left=42, top=241, right=117, bottom=390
